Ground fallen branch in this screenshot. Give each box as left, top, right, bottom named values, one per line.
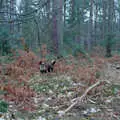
left=58, top=80, right=110, bottom=116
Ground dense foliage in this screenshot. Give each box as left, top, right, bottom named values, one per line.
left=0, top=0, right=120, bottom=56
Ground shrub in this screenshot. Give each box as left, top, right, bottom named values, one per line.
left=0, top=100, right=8, bottom=113
left=0, top=27, right=11, bottom=55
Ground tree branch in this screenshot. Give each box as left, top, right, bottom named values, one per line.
left=58, top=80, right=110, bottom=116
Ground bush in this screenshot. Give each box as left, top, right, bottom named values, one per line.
left=0, top=40, right=11, bottom=55
left=0, top=100, right=8, bottom=113
left=0, top=27, right=11, bottom=55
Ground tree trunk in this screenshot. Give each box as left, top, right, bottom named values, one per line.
left=102, top=0, right=107, bottom=41
left=106, top=0, right=114, bottom=57
left=87, top=0, right=93, bottom=51
left=94, top=3, right=98, bottom=46
left=64, top=0, right=66, bottom=27
left=52, top=0, right=63, bottom=55
left=0, top=0, right=3, bottom=10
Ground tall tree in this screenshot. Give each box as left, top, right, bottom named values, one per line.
left=106, top=0, right=114, bottom=57
left=87, top=0, right=94, bottom=51
left=94, top=1, right=99, bottom=45
left=52, top=0, right=64, bottom=55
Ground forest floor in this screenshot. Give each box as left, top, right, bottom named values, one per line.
left=0, top=50, right=120, bottom=120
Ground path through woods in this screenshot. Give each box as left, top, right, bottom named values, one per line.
left=103, top=62, right=120, bottom=84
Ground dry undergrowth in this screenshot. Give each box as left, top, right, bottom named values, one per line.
left=0, top=50, right=120, bottom=120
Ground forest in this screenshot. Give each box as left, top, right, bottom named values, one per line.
left=0, top=0, right=120, bottom=120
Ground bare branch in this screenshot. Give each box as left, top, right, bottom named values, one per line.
left=58, top=80, right=110, bottom=116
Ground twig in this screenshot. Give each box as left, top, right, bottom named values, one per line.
left=113, top=113, right=119, bottom=120
left=88, top=98, right=96, bottom=104
left=58, top=80, right=110, bottom=116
